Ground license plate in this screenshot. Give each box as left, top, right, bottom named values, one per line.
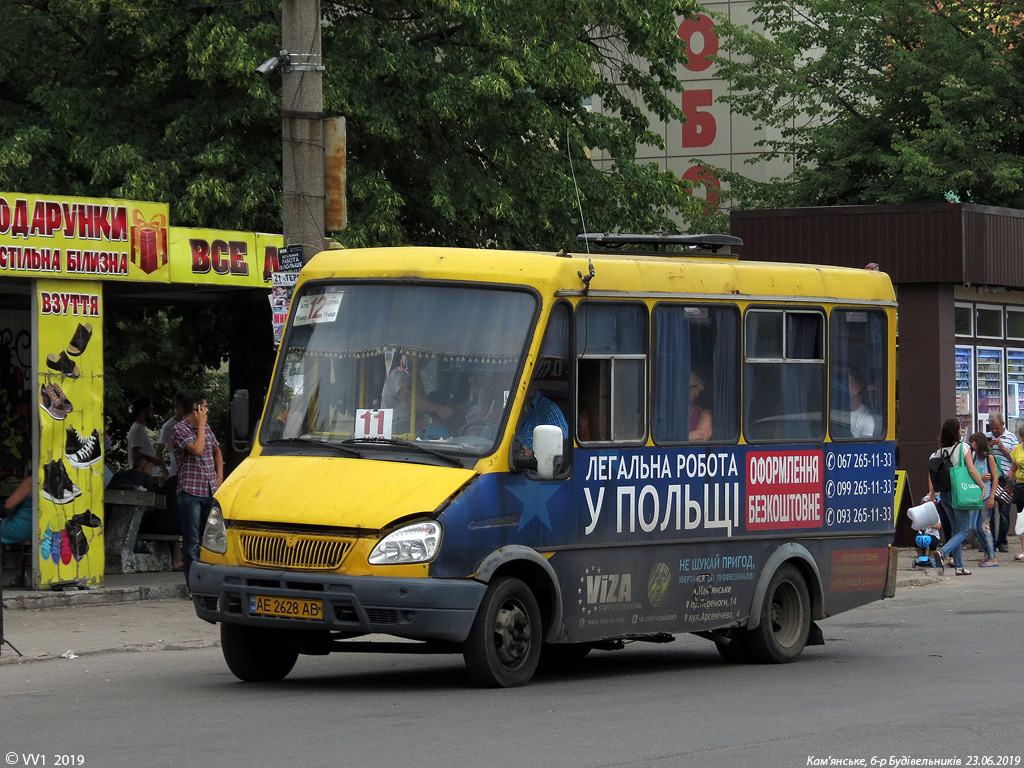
left=249, top=594, right=324, bottom=621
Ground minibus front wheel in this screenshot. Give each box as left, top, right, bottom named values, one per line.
left=221, top=623, right=299, bottom=682
left=743, top=564, right=810, bottom=664
left=463, top=576, right=542, bottom=688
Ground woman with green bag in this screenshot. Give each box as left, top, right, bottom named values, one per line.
left=927, top=418, right=987, bottom=575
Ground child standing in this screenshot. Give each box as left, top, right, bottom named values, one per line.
left=969, top=432, right=999, bottom=567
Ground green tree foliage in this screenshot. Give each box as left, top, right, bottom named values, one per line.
left=711, top=0, right=1024, bottom=208
left=1, top=0, right=707, bottom=454
left=321, top=0, right=703, bottom=248
left=0, top=0, right=704, bottom=246
left=104, top=308, right=229, bottom=467
left=0, top=0, right=282, bottom=232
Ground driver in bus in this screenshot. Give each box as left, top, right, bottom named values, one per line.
left=382, top=352, right=453, bottom=436
left=515, top=385, right=568, bottom=456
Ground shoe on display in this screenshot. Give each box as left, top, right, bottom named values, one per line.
left=46, top=350, right=81, bottom=379
left=66, top=322, right=93, bottom=357
left=65, top=520, right=89, bottom=561
left=65, top=426, right=86, bottom=457
left=51, top=382, right=73, bottom=412
left=39, top=526, right=53, bottom=561
left=43, top=460, right=81, bottom=504
left=58, top=460, right=82, bottom=500
left=71, top=509, right=101, bottom=528
left=39, top=384, right=67, bottom=420
left=50, top=529, right=63, bottom=564
left=41, top=461, right=71, bottom=503
left=68, top=430, right=102, bottom=469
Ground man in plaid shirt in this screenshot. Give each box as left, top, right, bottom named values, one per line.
left=173, top=391, right=223, bottom=585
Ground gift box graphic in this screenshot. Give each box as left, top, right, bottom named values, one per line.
left=129, top=210, right=169, bottom=275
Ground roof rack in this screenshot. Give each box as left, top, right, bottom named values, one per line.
left=577, top=233, right=743, bottom=254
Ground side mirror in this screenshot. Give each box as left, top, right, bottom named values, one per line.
left=230, top=389, right=251, bottom=453
left=532, top=425, right=564, bottom=481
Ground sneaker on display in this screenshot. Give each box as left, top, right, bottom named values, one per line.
left=68, top=431, right=102, bottom=469
left=65, top=425, right=86, bottom=456
left=39, top=384, right=70, bottom=420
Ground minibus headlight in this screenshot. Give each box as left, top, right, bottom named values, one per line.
left=201, top=501, right=228, bottom=555
left=368, top=521, right=442, bottom=565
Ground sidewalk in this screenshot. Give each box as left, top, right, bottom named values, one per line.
left=0, top=547, right=1011, bottom=666
left=2, top=569, right=188, bottom=611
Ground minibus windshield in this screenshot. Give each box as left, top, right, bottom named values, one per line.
left=261, top=282, right=536, bottom=457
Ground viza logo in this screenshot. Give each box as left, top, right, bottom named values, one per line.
left=585, top=572, right=632, bottom=604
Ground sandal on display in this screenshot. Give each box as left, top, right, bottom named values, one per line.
left=955, top=567, right=973, bottom=576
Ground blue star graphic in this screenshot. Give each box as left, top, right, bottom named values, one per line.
left=505, top=482, right=561, bottom=531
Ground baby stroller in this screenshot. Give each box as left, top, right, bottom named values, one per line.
left=908, top=500, right=944, bottom=574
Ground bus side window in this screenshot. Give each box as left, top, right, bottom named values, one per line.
left=744, top=309, right=825, bottom=442
left=576, top=303, right=646, bottom=443
left=829, top=309, right=887, bottom=440
left=514, top=303, right=571, bottom=476
left=652, top=304, right=739, bottom=444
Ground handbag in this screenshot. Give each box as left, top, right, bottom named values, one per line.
left=995, top=473, right=1014, bottom=505
left=950, top=443, right=984, bottom=510
left=994, top=482, right=1013, bottom=505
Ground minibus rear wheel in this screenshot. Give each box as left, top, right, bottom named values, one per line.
left=221, top=623, right=299, bottom=682
left=464, top=576, right=542, bottom=688
left=744, top=564, right=810, bottom=664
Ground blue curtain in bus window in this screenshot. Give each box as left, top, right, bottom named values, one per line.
left=710, top=309, right=738, bottom=441
left=577, top=303, right=645, bottom=355
left=781, top=312, right=824, bottom=441
left=652, top=307, right=691, bottom=442
left=652, top=306, right=738, bottom=443
left=830, top=310, right=885, bottom=439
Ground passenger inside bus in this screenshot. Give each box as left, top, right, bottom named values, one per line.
left=688, top=371, right=714, bottom=441
left=848, top=367, right=876, bottom=438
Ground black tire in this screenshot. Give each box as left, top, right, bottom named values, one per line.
left=463, top=576, right=543, bottom=688
left=744, top=563, right=811, bottom=664
left=220, top=623, right=299, bottom=682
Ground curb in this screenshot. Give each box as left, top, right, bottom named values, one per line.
left=2, top=582, right=189, bottom=611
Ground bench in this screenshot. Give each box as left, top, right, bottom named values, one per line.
left=2, top=541, right=31, bottom=587
left=104, top=489, right=175, bottom=574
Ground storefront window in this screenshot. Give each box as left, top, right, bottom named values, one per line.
left=1007, top=308, right=1024, bottom=340
left=976, top=305, right=1003, bottom=338
left=954, top=303, right=973, bottom=337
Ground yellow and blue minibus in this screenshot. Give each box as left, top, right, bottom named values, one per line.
left=191, top=234, right=898, bottom=687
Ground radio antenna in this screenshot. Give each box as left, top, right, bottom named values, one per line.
left=567, top=127, right=590, bottom=257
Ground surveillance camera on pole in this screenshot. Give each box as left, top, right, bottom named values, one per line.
left=256, top=57, right=280, bottom=77
left=257, top=51, right=290, bottom=78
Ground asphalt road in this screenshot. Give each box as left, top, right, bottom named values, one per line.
left=1, top=564, right=1021, bottom=768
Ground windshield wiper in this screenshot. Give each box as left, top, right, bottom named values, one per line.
left=341, top=437, right=464, bottom=467
left=265, top=437, right=362, bottom=458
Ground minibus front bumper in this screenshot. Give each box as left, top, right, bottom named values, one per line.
left=190, top=562, right=486, bottom=643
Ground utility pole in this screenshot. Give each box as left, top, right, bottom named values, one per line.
left=281, top=0, right=325, bottom=263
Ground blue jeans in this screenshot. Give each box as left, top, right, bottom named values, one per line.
left=974, top=505, right=996, bottom=559
left=938, top=495, right=973, bottom=569
left=179, top=491, right=214, bottom=587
